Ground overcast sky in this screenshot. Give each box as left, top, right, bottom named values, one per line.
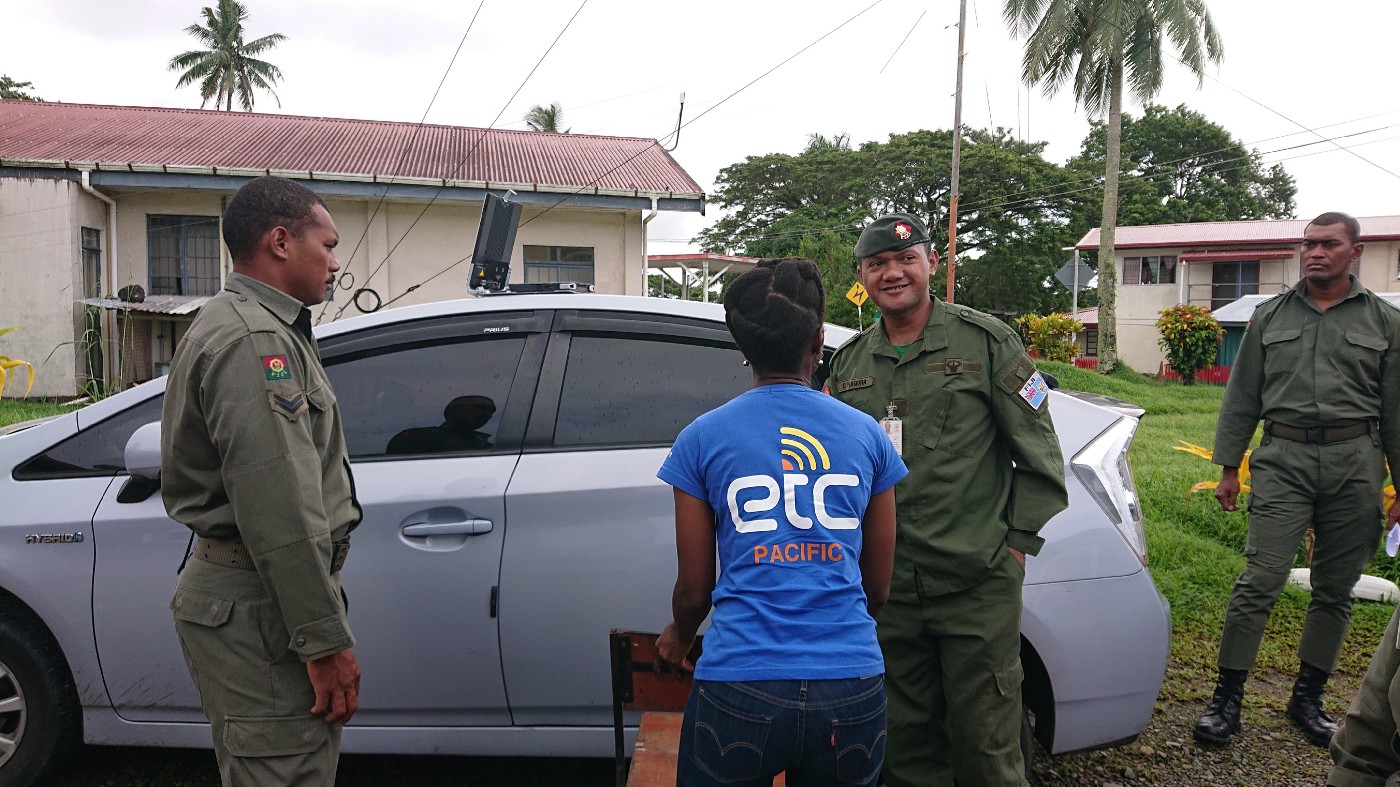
left=7, top=0, right=1399, bottom=255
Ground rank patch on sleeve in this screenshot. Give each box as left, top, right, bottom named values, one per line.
left=262, top=355, right=291, bottom=380
left=1017, top=372, right=1050, bottom=411
left=268, top=390, right=308, bottom=421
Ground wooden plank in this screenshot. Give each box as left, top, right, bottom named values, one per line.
left=626, top=712, right=683, bottom=787
left=626, top=711, right=785, bottom=787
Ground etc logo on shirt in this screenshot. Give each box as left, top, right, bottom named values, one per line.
left=727, top=427, right=859, bottom=534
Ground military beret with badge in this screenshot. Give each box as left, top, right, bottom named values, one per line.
left=855, top=213, right=931, bottom=260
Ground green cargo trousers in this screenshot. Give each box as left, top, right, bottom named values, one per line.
left=879, top=549, right=1027, bottom=787
left=1327, top=602, right=1400, bottom=785
left=172, top=559, right=343, bottom=787
left=1218, top=430, right=1386, bottom=673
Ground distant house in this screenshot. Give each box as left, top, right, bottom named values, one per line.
left=1075, top=216, right=1400, bottom=373
left=0, top=100, right=705, bottom=397
left=1064, top=307, right=1099, bottom=361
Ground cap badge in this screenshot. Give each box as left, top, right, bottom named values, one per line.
left=894, top=222, right=913, bottom=240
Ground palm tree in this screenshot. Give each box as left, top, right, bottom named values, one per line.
left=168, top=0, right=286, bottom=112
left=1002, top=0, right=1222, bottom=374
left=524, top=102, right=569, bottom=133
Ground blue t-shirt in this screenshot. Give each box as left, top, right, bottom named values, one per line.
left=657, top=384, right=907, bottom=681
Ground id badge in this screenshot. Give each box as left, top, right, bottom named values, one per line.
left=881, top=403, right=903, bottom=457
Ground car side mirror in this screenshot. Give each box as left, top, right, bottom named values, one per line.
left=119, top=421, right=162, bottom=504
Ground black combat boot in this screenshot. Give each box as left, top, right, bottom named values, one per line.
left=1193, top=668, right=1247, bottom=744
left=1286, top=662, right=1338, bottom=746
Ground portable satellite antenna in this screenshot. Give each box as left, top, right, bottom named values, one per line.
left=467, top=192, right=597, bottom=296
left=468, top=193, right=522, bottom=293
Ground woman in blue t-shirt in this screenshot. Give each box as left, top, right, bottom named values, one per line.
left=657, top=257, right=907, bottom=787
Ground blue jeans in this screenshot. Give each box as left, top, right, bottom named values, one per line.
left=677, top=677, right=887, bottom=787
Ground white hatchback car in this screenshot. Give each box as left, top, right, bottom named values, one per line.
left=0, top=294, right=1169, bottom=785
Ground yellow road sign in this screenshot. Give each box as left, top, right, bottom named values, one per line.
left=845, top=282, right=868, bottom=307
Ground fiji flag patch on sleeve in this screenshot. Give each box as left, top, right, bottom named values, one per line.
left=1018, top=372, right=1050, bottom=411
left=268, top=390, right=308, bottom=422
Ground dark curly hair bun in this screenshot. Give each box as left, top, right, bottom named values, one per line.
left=723, top=257, right=826, bottom=373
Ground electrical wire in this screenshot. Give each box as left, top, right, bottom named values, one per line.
left=367, top=1, right=888, bottom=308
left=325, top=0, right=592, bottom=321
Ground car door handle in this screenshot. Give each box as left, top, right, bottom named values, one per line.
left=401, top=519, right=494, bottom=537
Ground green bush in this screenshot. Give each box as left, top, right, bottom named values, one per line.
left=1156, top=305, right=1224, bottom=385
left=1015, top=313, right=1083, bottom=363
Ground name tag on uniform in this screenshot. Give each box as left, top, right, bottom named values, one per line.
left=1017, top=372, right=1049, bottom=411
left=836, top=376, right=874, bottom=392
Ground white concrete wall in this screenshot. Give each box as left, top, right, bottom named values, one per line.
left=1359, top=240, right=1400, bottom=294
left=3, top=174, right=653, bottom=393
left=0, top=177, right=108, bottom=398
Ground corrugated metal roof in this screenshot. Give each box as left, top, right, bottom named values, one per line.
left=1064, top=307, right=1099, bottom=326
left=1076, top=215, right=1400, bottom=250
left=0, top=100, right=704, bottom=197
left=83, top=295, right=211, bottom=315
left=1211, top=292, right=1400, bottom=325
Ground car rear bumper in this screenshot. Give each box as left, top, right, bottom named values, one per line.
left=1023, top=568, right=1171, bottom=754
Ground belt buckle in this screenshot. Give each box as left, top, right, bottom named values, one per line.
left=1305, top=426, right=1325, bottom=444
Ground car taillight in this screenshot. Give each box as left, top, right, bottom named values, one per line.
left=1070, top=416, right=1147, bottom=565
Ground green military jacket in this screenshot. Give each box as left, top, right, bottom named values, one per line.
left=828, top=297, right=1068, bottom=596
left=162, top=272, right=361, bottom=662
left=1214, top=276, right=1400, bottom=471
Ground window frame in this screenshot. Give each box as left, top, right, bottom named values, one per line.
left=147, top=215, right=222, bottom=296
left=320, top=310, right=551, bottom=461
left=524, top=309, right=750, bottom=452
left=522, top=245, right=596, bottom=285
left=1122, top=255, right=1178, bottom=286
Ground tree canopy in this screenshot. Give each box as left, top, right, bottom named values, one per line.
left=1068, top=104, right=1295, bottom=227
left=168, top=0, right=286, bottom=112
left=697, top=128, right=1084, bottom=324
left=0, top=76, right=42, bottom=101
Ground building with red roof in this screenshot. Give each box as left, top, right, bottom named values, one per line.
left=1075, top=216, right=1400, bottom=373
left=0, top=100, right=705, bottom=396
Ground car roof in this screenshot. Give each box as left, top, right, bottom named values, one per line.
left=316, top=293, right=859, bottom=345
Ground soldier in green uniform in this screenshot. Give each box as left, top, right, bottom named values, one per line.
left=1194, top=211, right=1400, bottom=748
left=1328, top=602, right=1400, bottom=786
left=828, top=214, right=1068, bottom=787
left=162, top=176, right=362, bottom=786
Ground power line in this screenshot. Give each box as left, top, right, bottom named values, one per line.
left=316, top=0, right=486, bottom=323
left=688, top=129, right=1400, bottom=251
left=325, top=0, right=592, bottom=322
left=366, top=2, right=889, bottom=309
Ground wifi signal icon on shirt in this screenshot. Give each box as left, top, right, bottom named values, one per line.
left=780, top=427, right=831, bottom=472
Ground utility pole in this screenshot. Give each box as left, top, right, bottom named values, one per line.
left=945, top=0, right=967, bottom=303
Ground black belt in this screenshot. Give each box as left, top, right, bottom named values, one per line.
left=193, top=536, right=351, bottom=573
left=1265, top=421, right=1370, bottom=445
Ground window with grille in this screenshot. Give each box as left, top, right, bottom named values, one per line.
left=523, top=245, right=595, bottom=284
left=79, top=227, right=103, bottom=299
left=148, top=216, right=221, bottom=296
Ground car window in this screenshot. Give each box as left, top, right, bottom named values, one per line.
left=13, top=396, right=163, bottom=479
left=553, top=334, right=750, bottom=447
left=326, top=335, right=527, bottom=458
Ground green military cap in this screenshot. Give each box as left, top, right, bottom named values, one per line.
left=855, top=213, right=930, bottom=259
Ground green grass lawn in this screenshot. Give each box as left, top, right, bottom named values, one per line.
left=0, top=398, right=76, bottom=428
left=1040, top=360, right=1395, bottom=700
